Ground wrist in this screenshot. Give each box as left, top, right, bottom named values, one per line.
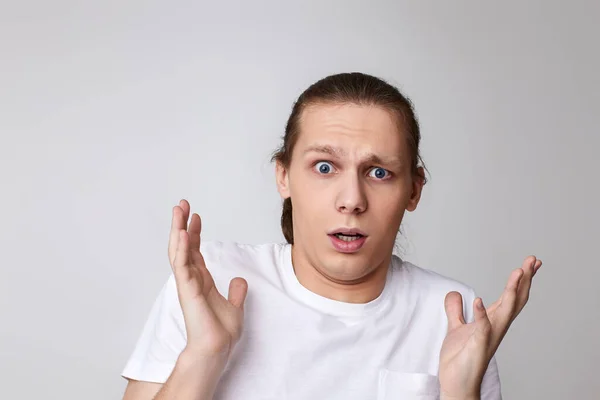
left=178, top=347, right=228, bottom=373
left=152, top=350, right=227, bottom=400
left=174, top=349, right=228, bottom=395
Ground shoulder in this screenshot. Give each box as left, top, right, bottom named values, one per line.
left=394, top=257, right=475, bottom=296
left=199, top=240, right=288, bottom=290
left=158, top=240, right=285, bottom=317
left=391, top=256, right=478, bottom=319
left=200, top=240, right=285, bottom=269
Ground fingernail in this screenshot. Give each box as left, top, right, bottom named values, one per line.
left=478, top=299, right=485, bottom=309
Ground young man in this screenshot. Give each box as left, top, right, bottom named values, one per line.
left=121, top=73, right=541, bottom=400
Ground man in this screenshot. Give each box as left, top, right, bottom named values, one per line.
left=121, top=72, right=541, bottom=399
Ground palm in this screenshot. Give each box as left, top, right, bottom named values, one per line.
left=439, top=306, right=489, bottom=396
left=168, top=199, right=248, bottom=357
left=439, top=257, right=542, bottom=399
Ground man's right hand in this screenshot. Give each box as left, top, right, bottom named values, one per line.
left=169, top=199, right=249, bottom=361
left=123, top=200, right=249, bottom=400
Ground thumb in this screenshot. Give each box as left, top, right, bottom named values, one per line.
left=444, top=291, right=466, bottom=331
left=473, top=297, right=493, bottom=344
left=228, top=277, right=248, bottom=309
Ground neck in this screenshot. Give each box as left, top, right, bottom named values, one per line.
left=290, top=244, right=391, bottom=304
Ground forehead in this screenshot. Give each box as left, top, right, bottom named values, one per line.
left=294, top=102, right=407, bottom=159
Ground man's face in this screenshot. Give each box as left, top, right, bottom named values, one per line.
left=276, top=102, right=423, bottom=282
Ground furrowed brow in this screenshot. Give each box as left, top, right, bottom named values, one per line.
left=303, top=144, right=403, bottom=168
left=303, top=145, right=345, bottom=158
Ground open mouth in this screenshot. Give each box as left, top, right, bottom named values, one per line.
left=332, top=233, right=364, bottom=242
left=328, top=229, right=368, bottom=253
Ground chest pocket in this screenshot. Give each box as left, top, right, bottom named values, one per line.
left=377, top=370, right=440, bottom=400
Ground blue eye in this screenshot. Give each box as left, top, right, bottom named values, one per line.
left=369, top=167, right=389, bottom=179
left=315, top=161, right=333, bottom=174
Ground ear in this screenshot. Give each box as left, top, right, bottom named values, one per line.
left=275, top=160, right=291, bottom=199
left=406, top=167, right=425, bottom=212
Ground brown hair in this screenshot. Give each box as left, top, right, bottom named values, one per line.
left=271, top=72, right=428, bottom=244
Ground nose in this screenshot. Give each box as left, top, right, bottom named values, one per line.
left=335, top=174, right=367, bottom=214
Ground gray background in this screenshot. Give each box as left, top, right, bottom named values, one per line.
left=1, top=1, right=598, bottom=399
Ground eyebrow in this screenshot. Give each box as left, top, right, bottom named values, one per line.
left=303, top=144, right=403, bottom=168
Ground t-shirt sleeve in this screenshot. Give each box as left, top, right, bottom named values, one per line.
left=121, top=274, right=187, bottom=383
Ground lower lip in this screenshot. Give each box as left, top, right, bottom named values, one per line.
left=328, top=234, right=367, bottom=253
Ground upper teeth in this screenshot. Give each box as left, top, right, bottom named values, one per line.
left=335, top=233, right=361, bottom=241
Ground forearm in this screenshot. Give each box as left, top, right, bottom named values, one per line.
left=153, top=350, right=226, bottom=400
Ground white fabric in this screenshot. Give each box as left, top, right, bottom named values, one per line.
left=122, top=241, right=501, bottom=399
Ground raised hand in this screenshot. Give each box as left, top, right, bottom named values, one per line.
left=438, top=256, right=542, bottom=399
left=169, top=199, right=248, bottom=361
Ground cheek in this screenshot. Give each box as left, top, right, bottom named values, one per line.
left=367, top=187, right=409, bottom=223
left=290, top=171, right=331, bottom=205
left=289, top=180, right=330, bottom=220
left=371, top=184, right=408, bottom=207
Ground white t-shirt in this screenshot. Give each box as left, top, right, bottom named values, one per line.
left=122, top=241, right=501, bottom=400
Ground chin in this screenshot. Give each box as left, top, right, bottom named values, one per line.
left=327, top=249, right=374, bottom=273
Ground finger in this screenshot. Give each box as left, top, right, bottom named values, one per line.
left=473, top=297, right=492, bottom=342
left=516, top=256, right=536, bottom=312
left=169, top=205, right=187, bottom=266
left=533, top=259, right=543, bottom=276
left=188, top=213, right=202, bottom=251
left=172, top=230, right=191, bottom=284
left=474, top=297, right=489, bottom=323
left=496, top=268, right=524, bottom=323
left=444, top=291, right=466, bottom=330
left=506, top=267, right=524, bottom=292
left=228, top=277, right=249, bottom=309
left=179, top=199, right=191, bottom=230
left=188, top=214, right=208, bottom=273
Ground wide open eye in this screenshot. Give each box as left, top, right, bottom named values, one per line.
left=315, top=161, right=334, bottom=174
left=368, top=167, right=389, bottom=180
